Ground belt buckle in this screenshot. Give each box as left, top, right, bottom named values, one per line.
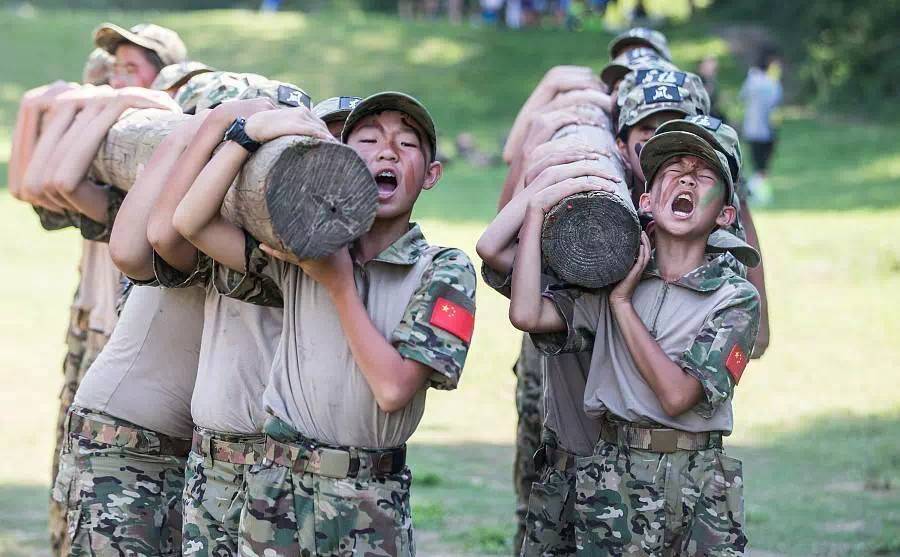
left=317, top=448, right=351, bottom=479
left=650, top=429, right=678, bottom=453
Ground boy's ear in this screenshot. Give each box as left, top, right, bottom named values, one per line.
left=638, top=191, right=652, bottom=213
left=422, top=160, right=443, bottom=191
left=716, top=205, right=736, bottom=228
left=615, top=138, right=631, bottom=172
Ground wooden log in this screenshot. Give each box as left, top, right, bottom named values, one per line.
left=540, top=104, right=641, bottom=288
left=88, top=110, right=377, bottom=260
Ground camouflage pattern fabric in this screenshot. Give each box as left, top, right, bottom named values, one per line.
left=33, top=205, right=80, bottom=231
left=608, top=27, right=672, bottom=61
left=77, top=185, right=127, bottom=243
left=393, top=246, right=477, bottom=391
left=49, top=305, right=90, bottom=556
left=174, top=71, right=311, bottom=114
left=183, top=430, right=266, bottom=556
left=520, top=429, right=578, bottom=557
left=513, top=335, right=544, bottom=555
left=213, top=233, right=284, bottom=308
left=574, top=441, right=746, bottom=556
left=238, top=417, right=414, bottom=556
left=64, top=407, right=188, bottom=556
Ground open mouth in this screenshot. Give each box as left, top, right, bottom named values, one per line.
left=375, top=170, right=398, bottom=199
left=671, top=192, right=695, bottom=218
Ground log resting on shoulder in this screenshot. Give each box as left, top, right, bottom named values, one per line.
left=540, top=104, right=640, bottom=288
left=84, top=93, right=377, bottom=259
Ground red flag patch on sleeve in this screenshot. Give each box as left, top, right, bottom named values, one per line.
left=725, top=344, right=748, bottom=384
left=429, top=296, right=474, bottom=344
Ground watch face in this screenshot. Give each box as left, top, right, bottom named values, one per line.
left=225, top=118, right=244, bottom=140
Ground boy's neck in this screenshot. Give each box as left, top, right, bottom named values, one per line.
left=353, top=213, right=412, bottom=264
left=652, top=230, right=709, bottom=282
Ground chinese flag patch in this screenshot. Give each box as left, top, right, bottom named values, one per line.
left=725, top=344, right=748, bottom=384
left=430, top=296, right=474, bottom=344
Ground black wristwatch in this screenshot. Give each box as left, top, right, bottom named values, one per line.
left=223, top=117, right=262, bottom=153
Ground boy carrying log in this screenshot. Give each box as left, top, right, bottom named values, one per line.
left=142, top=93, right=355, bottom=555
left=171, top=92, right=477, bottom=555
left=509, top=122, right=759, bottom=556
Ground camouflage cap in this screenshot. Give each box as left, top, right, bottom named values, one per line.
left=313, top=96, right=362, bottom=123
left=174, top=71, right=311, bottom=114
left=600, top=49, right=677, bottom=90
left=640, top=129, right=734, bottom=205
left=94, top=23, right=187, bottom=66
left=608, top=27, right=672, bottom=62
left=616, top=69, right=711, bottom=136
left=82, top=48, right=114, bottom=85
left=151, top=61, right=214, bottom=92
left=707, top=229, right=760, bottom=268
left=341, top=91, right=437, bottom=160
left=656, top=115, right=742, bottom=184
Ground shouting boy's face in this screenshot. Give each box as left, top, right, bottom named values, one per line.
left=616, top=110, right=681, bottom=183
left=347, top=110, right=442, bottom=220
left=640, top=155, right=734, bottom=239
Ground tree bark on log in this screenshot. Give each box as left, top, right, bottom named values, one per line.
left=88, top=108, right=377, bottom=259
left=540, top=104, right=640, bottom=288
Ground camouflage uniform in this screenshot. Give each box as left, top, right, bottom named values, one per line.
left=38, top=186, right=127, bottom=556
left=574, top=438, right=746, bottom=556
left=512, top=337, right=544, bottom=554
left=239, top=417, right=415, bottom=557
left=183, top=429, right=266, bottom=557
left=173, top=71, right=311, bottom=114
left=61, top=406, right=190, bottom=556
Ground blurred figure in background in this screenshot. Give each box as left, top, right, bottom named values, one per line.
left=740, top=48, right=782, bottom=206
left=698, top=55, right=727, bottom=122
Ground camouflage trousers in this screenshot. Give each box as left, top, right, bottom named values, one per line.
left=520, top=463, right=577, bottom=556
left=574, top=441, right=747, bottom=556
left=62, top=406, right=188, bottom=556
left=182, top=428, right=266, bottom=556
left=238, top=417, right=414, bottom=556
left=513, top=335, right=544, bottom=554
left=51, top=308, right=110, bottom=557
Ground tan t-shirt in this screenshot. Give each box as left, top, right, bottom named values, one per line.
left=73, top=284, right=204, bottom=439
left=535, top=254, right=759, bottom=434
left=483, top=265, right=599, bottom=456
left=152, top=254, right=283, bottom=434
left=73, top=240, right=122, bottom=336
left=229, top=225, right=477, bottom=449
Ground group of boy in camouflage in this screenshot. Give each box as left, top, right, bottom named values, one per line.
left=12, top=17, right=768, bottom=557
left=13, top=20, right=477, bottom=557
left=484, top=27, right=767, bottom=556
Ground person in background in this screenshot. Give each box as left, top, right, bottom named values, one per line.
left=740, top=47, right=782, bottom=206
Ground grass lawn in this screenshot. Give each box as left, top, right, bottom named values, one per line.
left=0, top=7, right=898, bottom=557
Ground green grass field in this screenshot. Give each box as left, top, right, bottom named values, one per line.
left=1, top=7, right=898, bottom=557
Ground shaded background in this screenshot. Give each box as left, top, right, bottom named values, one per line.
left=0, top=1, right=898, bottom=555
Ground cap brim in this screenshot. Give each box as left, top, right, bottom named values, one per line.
left=600, top=63, right=630, bottom=89
left=610, top=36, right=669, bottom=60
left=153, top=63, right=215, bottom=91
left=641, top=130, right=734, bottom=198
left=341, top=92, right=436, bottom=160
left=318, top=109, right=353, bottom=124
left=94, top=23, right=157, bottom=56
left=621, top=105, right=690, bottom=133
left=707, top=229, right=761, bottom=268
left=656, top=119, right=740, bottom=183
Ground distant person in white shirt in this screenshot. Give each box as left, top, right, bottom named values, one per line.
left=740, top=48, right=783, bottom=205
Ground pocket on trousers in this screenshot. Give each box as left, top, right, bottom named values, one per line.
left=714, top=452, right=745, bottom=525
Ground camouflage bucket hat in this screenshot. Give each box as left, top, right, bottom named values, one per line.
left=151, top=61, right=214, bottom=92
left=640, top=129, right=735, bottom=204
left=82, top=48, right=114, bottom=85
left=174, top=71, right=311, bottom=114
left=600, top=47, right=672, bottom=89
left=341, top=91, right=437, bottom=160
left=608, top=27, right=672, bottom=62
left=94, top=22, right=187, bottom=66
left=707, top=229, right=761, bottom=268
left=656, top=115, right=742, bottom=184
left=313, top=96, right=362, bottom=123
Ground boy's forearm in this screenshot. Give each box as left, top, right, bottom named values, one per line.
left=509, top=209, right=562, bottom=332
left=477, top=184, right=537, bottom=274
left=610, top=300, right=703, bottom=416
left=330, top=283, right=430, bottom=414
left=148, top=112, right=228, bottom=274
left=109, top=132, right=193, bottom=280
left=497, top=152, right=525, bottom=210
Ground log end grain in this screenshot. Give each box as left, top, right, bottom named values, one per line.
left=541, top=190, right=641, bottom=288
left=266, top=140, right=378, bottom=259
